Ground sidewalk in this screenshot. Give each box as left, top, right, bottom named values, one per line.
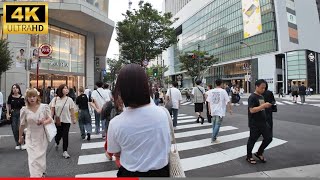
left=229, top=164, right=320, bottom=178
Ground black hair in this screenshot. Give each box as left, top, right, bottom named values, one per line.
left=215, top=79, right=222, bottom=86
left=255, top=79, right=267, bottom=87
left=96, top=81, right=103, bottom=88
left=196, top=80, right=202, bottom=85
left=172, top=81, right=178, bottom=87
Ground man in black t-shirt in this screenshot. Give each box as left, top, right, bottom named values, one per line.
left=246, top=79, right=272, bottom=164
left=299, top=82, right=306, bottom=104
left=76, top=87, right=92, bottom=140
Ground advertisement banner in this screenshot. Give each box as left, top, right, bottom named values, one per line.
left=242, top=0, right=262, bottom=38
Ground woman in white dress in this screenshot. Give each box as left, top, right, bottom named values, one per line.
left=18, top=88, right=53, bottom=177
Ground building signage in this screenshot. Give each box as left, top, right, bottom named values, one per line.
left=308, top=53, right=315, bottom=62
left=50, top=61, right=69, bottom=68
left=286, top=0, right=299, bottom=44
left=241, top=0, right=262, bottom=38
left=39, top=44, right=53, bottom=57
left=2, top=2, right=48, bottom=34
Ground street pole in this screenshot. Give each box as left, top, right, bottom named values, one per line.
left=240, top=41, right=252, bottom=94
left=26, top=38, right=31, bottom=89
left=198, top=44, right=200, bottom=81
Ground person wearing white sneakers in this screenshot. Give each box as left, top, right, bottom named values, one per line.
left=207, top=79, right=232, bottom=143
left=50, top=84, right=76, bottom=159
left=6, top=84, right=27, bottom=150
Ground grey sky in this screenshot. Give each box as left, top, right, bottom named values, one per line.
left=106, top=0, right=163, bottom=59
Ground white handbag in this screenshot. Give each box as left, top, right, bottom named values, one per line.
left=162, top=107, right=186, bottom=177
left=44, top=122, right=57, bottom=142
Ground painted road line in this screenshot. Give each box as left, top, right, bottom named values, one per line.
left=181, top=138, right=287, bottom=171
left=177, top=116, right=197, bottom=120
left=310, top=104, right=320, bottom=108
left=78, top=153, right=116, bottom=165
left=242, top=101, right=248, bottom=105
left=282, top=101, right=294, bottom=105
left=177, top=131, right=249, bottom=151
left=75, top=170, right=118, bottom=177
left=82, top=126, right=238, bottom=150
left=276, top=102, right=284, bottom=105
left=181, top=102, right=192, bottom=105
left=175, top=126, right=237, bottom=138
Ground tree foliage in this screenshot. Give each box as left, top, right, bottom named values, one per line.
left=0, top=39, right=14, bottom=77
left=116, top=3, right=178, bottom=64
left=104, top=58, right=125, bottom=89
left=179, top=51, right=218, bottom=85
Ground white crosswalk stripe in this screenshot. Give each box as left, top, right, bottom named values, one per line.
left=282, top=101, right=294, bottom=105
left=76, top=113, right=287, bottom=177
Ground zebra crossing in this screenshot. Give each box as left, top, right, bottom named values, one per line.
left=181, top=100, right=320, bottom=107
left=75, top=113, right=287, bottom=177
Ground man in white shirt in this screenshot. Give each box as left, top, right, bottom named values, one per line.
left=192, top=80, right=206, bottom=124
left=91, top=81, right=110, bottom=136
left=165, top=82, right=182, bottom=129
left=207, top=79, right=232, bottom=143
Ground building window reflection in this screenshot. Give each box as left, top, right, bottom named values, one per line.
left=31, top=25, right=86, bottom=74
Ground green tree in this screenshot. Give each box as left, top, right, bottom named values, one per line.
left=116, top=3, right=178, bottom=64
left=179, top=51, right=218, bottom=86
left=146, top=64, right=168, bottom=87
left=104, top=58, right=125, bottom=89
left=0, top=39, right=14, bottom=89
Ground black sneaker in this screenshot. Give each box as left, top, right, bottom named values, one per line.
left=195, top=117, right=200, bottom=123
left=87, top=133, right=91, bottom=141
left=201, top=117, right=204, bottom=125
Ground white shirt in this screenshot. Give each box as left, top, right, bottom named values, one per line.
left=206, top=88, right=230, bottom=117
left=84, top=88, right=91, bottom=99
left=50, top=96, right=75, bottom=123
left=104, top=89, right=113, bottom=100
left=166, top=87, right=182, bottom=109
left=107, top=103, right=171, bottom=172
left=91, top=88, right=110, bottom=109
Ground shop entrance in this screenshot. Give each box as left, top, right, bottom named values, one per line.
left=30, top=74, right=85, bottom=102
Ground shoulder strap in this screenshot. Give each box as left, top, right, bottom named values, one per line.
left=197, top=87, right=204, bottom=94
left=96, top=89, right=106, bottom=102
left=58, top=98, right=68, bottom=117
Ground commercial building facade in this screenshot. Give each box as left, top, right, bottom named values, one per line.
left=0, top=0, right=114, bottom=99
left=163, top=0, right=320, bottom=94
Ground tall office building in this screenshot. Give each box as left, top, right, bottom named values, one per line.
left=163, top=0, right=320, bottom=94
left=0, top=0, right=115, bottom=99
left=164, top=0, right=192, bottom=16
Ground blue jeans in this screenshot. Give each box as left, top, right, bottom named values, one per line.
left=94, top=110, right=101, bottom=134
left=154, top=98, right=160, bottom=106
left=78, top=109, right=92, bottom=138
left=170, top=108, right=178, bottom=127
left=212, top=116, right=223, bottom=140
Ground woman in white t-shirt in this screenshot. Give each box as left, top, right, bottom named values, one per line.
left=107, top=64, right=171, bottom=177
left=50, top=84, right=76, bottom=159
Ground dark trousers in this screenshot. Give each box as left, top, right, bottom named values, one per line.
left=247, top=124, right=272, bottom=158
left=117, top=164, right=169, bottom=177
left=55, top=122, right=71, bottom=151
left=11, top=110, right=21, bottom=146
left=170, top=108, right=178, bottom=127
left=78, top=109, right=92, bottom=138
left=206, top=102, right=212, bottom=123
left=266, top=112, right=273, bottom=136
left=94, top=110, right=101, bottom=134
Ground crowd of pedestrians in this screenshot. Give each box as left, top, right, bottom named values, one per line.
left=3, top=62, right=314, bottom=177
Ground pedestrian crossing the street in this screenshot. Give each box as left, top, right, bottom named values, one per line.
left=75, top=114, right=287, bottom=177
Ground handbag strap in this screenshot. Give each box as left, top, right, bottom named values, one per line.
left=161, top=107, right=177, bottom=152
left=56, top=97, right=68, bottom=117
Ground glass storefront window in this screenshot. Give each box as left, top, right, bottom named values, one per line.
left=30, top=25, right=86, bottom=74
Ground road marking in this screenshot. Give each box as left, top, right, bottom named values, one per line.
left=310, top=104, right=320, bottom=107
left=76, top=170, right=118, bottom=177
left=175, top=126, right=237, bottom=138
left=81, top=126, right=237, bottom=150
left=181, top=138, right=287, bottom=171
left=276, top=102, right=284, bottom=105
left=0, top=135, right=13, bottom=138
left=77, top=138, right=287, bottom=175
left=177, top=131, right=249, bottom=151
left=178, top=114, right=187, bottom=116
left=178, top=116, right=196, bottom=120
left=181, top=102, right=192, bottom=105
left=282, top=101, right=294, bottom=105
left=229, top=164, right=320, bottom=177
left=242, top=101, right=248, bottom=105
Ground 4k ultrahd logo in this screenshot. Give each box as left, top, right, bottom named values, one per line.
left=3, top=2, right=48, bottom=34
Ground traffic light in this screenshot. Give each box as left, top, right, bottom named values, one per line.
left=153, top=68, right=158, bottom=77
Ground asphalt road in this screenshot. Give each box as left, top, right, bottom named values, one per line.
left=0, top=97, right=319, bottom=177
